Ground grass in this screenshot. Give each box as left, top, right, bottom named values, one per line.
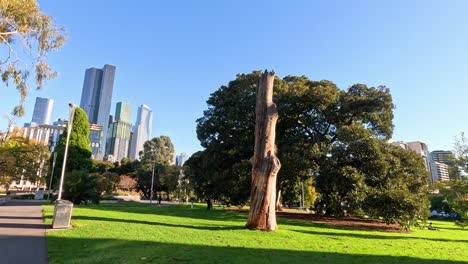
left=43, top=203, right=468, bottom=264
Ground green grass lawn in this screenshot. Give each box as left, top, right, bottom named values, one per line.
left=43, top=204, right=468, bottom=264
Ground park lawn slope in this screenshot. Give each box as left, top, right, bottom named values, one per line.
left=43, top=204, right=467, bottom=264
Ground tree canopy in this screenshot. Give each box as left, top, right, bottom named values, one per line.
left=0, top=0, right=66, bottom=116
left=187, top=71, right=429, bottom=227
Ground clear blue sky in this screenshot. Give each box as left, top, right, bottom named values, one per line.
left=1, top=0, right=468, bottom=156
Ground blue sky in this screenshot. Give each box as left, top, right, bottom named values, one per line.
left=1, top=0, right=467, bottom=156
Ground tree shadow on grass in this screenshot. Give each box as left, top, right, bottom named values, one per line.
left=45, top=236, right=467, bottom=264
left=71, top=203, right=248, bottom=222
left=70, top=215, right=245, bottom=231
left=291, top=229, right=468, bottom=244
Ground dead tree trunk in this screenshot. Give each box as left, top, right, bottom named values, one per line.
left=246, top=70, right=281, bottom=231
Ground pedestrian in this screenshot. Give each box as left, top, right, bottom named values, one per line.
left=158, top=195, right=162, bottom=206
left=207, top=198, right=212, bottom=210
left=428, top=222, right=439, bottom=230
left=190, top=197, right=195, bottom=209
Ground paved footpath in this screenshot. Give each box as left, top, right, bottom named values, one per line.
left=0, top=200, right=48, bottom=264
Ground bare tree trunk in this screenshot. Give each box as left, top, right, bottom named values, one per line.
left=246, top=70, right=281, bottom=231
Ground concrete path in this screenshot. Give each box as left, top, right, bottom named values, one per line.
left=0, top=200, right=48, bottom=264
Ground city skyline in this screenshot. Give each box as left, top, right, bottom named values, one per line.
left=1, top=0, right=468, bottom=157
left=79, top=64, right=116, bottom=159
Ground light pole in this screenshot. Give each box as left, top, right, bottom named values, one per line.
left=57, top=103, right=77, bottom=200
left=149, top=147, right=156, bottom=204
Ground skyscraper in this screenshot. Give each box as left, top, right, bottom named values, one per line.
left=430, top=150, right=453, bottom=164
left=129, top=104, right=152, bottom=160
left=31, top=97, right=54, bottom=125
left=79, top=64, right=116, bottom=160
left=106, top=102, right=132, bottom=162
left=176, top=153, right=188, bottom=167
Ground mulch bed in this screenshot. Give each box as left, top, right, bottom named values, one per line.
left=225, top=208, right=406, bottom=232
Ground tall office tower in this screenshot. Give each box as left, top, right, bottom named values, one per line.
left=79, top=64, right=116, bottom=160
left=129, top=105, right=153, bottom=160
left=106, top=102, right=132, bottom=162
left=31, top=97, right=54, bottom=125
left=430, top=150, right=453, bottom=164
left=176, top=153, right=188, bottom=167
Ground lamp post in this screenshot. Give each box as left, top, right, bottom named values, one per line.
left=149, top=147, right=156, bottom=204
left=57, top=103, right=77, bottom=200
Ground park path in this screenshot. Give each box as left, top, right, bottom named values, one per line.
left=0, top=200, right=48, bottom=264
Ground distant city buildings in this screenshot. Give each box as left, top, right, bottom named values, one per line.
left=129, top=104, right=152, bottom=160
left=431, top=150, right=453, bottom=164
left=106, top=102, right=132, bottom=162
left=80, top=64, right=116, bottom=160
left=31, top=97, right=54, bottom=125
left=389, top=140, right=452, bottom=184
left=430, top=161, right=450, bottom=182
left=17, top=122, right=65, bottom=153
left=176, top=153, right=188, bottom=167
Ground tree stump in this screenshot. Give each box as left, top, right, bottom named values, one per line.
left=246, top=70, right=281, bottom=231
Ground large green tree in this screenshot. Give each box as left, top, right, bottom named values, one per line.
left=52, top=107, right=92, bottom=183
left=193, top=71, right=393, bottom=205
left=135, top=136, right=175, bottom=198
left=50, top=108, right=95, bottom=203
left=0, top=133, right=49, bottom=189
left=190, top=71, right=429, bottom=227
left=0, top=0, right=66, bottom=116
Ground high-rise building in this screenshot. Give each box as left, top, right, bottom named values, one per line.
left=89, top=124, right=104, bottom=159
left=431, top=162, right=450, bottom=182
left=115, top=102, right=131, bottom=123
left=106, top=102, right=132, bottom=162
left=390, top=140, right=450, bottom=184
left=79, top=64, right=116, bottom=160
left=176, top=153, right=188, bottom=167
left=406, top=141, right=432, bottom=172
left=431, top=150, right=453, bottom=164
left=129, top=104, right=152, bottom=160
left=31, top=97, right=54, bottom=125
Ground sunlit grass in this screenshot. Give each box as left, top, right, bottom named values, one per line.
left=43, top=203, right=467, bottom=264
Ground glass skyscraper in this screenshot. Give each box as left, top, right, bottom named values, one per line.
left=129, top=104, right=153, bottom=160
left=79, top=64, right=116, bottom=160
left=106, top=102, right=132, bottom=162
left=31, top=97, right=54, bottom=125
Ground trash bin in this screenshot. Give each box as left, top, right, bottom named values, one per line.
left=52, top=200, right=73, bottom=229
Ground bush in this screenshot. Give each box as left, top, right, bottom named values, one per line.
left=12, top=193, right=35, bottom=200
left=62, top=170, right=100, bottom=204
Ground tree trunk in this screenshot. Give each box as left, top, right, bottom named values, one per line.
left=246, top=70, right=281, bottom=231
left=276, top=190, right=283, bottom=211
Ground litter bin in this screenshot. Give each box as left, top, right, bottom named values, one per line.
left=52, top=200, right=73, bottom=229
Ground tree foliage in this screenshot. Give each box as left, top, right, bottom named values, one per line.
left=434, top=179, right=468, bottom=225
left=50, top=108, right=95, bottom=204
left=0, top=133, right=49, bottom=187
left=188, top=71, right=430, bottom=227
left=135, top=136, right=176, bottom=198
left=0, top=0, right=66, bottom=116
left=51, top=107, right=92, bottom=184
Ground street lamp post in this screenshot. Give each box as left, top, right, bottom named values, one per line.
left=57, top=103, right=77, bottom=200
left=149, top=147, right=156, bottom=204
